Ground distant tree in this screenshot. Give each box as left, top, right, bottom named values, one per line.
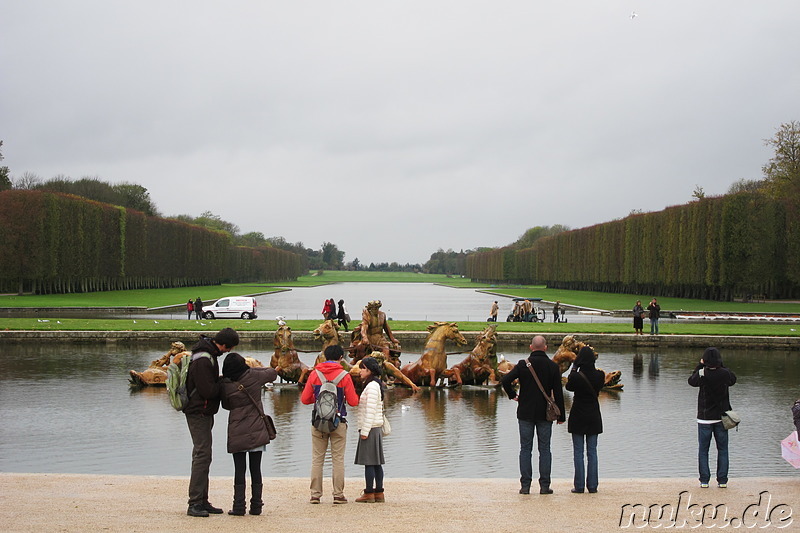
left=112, top=182, right=159, bottom=216
left=13, top=171, right=43, bottom=190
left=0, top=141, right=10, bottom=191
left=237, top=231, right=269, bottom=248
left=321, top=241, right=345, bottom=270
left=513, top=225, right=569, bottom=249
left=692, top=185, right=705, bottom=200
left=173, top=211, right=240, bottom=238
left=727, top=178, right=766, bottom=195
left=351, top=257, right=361, bottom=270
left=763, top=120, right=800, bottom=197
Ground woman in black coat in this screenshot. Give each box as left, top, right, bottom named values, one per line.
left=565, top=346, right=604, bottom=493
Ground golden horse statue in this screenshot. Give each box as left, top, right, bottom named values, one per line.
left=269, top=325, right=309, bottom=384
left=299, top=319, right=346, bottom=383
left=129, top=341, right=189, bottom=387
left=350, top=351, right=420, bottom=393
left=552, top=335, right=623, bottom=390
left=400, top=322, right=468, bottom=387
left=442, top=324, right=499, bottom=386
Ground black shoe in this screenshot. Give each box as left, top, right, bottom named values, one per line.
left=187, top=504, right=210, bottom=517
left=203, top=502, right=223, bottom=514
left=539, top=488, right=554, bottom=495
left=588, top=488, right=598, bottom=493
left=519, top=488, right=530, bottom=495
left=571, top=488, right=584, bottom=494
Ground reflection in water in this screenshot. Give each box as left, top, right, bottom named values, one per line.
left=0, top=342, right=798, bottom=478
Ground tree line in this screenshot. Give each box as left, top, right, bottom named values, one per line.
left=467, top=121, right=800, bottom=300
left=0, top=190, right=302, bottom=294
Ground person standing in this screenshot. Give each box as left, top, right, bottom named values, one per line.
left=300, top=345, right=359, bottom=504
left=220, top=353, right=278, bottom=516
left=187, top=300, right=194, bottom=320
left=553, top=301, right=561, bottom=323
left=633, top=300, right=645, bottom=335
left=327, top=297, right=337, bottom=320
left=565, top=346, right=604, bottom=494
left=489, top=301, right=499, bottom=322
left=354, top=356, right=387, bottom=503
left=337, top=299, right=349, bottom=332
left=322, top=299, right=332, bottom=320
left=501, top=335, right=566, bottom=495
left=688, top=347, right=737, bottom=488
left=194, top=297, right=204, bottom=320
left=184, top=327, right=240, bottom=517
left=647, top=298, right=661, bottom=335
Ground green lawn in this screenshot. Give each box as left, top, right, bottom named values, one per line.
left=0, top=317, right=798, bottom=336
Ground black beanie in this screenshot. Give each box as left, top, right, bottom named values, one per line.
left=222, top=352, right=248, bottom=381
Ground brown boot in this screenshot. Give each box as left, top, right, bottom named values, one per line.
left=355, top=489, right=375, bottom=503
left=373, top=490, right=385, bottom=503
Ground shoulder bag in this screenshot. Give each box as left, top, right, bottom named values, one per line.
left=237, top=383, right=277, bottom=441
left=526, top=361, right=561, bottom=422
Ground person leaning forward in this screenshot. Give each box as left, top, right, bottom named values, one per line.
left=300, top=345, right=359, bottom=504
left=501, top=335, right=566, bottom=495
left=184, top=327, right=240, bottom=517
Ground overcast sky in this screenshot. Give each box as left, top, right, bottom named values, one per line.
left=2, top=1, right=798, bottom=265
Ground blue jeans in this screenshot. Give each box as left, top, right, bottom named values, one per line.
left=698, top=422, right=729, bottom=484
left=518, top=419, right=552, bottom=490
left=572, top=433, right=598, bottom=491
left=650, top=318, right=659, bottom=334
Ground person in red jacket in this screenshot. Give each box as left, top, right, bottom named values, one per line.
left=184, top=327, right=239, bottom=517
left=300, top=344, right=359, bottom=504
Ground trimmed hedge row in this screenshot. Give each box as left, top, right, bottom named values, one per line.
left=0, top=190, right=302, bottom=294
left=467, top=192, right=799, bottom=300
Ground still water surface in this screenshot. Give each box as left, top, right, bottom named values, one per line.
left=1, top=341, right=797, bottom=478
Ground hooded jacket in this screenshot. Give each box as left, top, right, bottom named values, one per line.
left=300, top=361, right=359, bottom=420
left=184, top=335, right=223, bottom=416
left=221, top=366, right=278, bottom=453
left=565, top=347, right=604, bottom=435
left=688, top=348, right=737, bottom=421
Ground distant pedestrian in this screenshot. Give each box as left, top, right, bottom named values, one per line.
left=187, top=300, right=194, bottom=320
left=195, top=297, right=203, bottom=320
left=322, top=299, right=333, bottom=320
left=553, top=301, right=561, bottom=323
left=647, top=298, right=661, bottom=335
left=327, top=297, right=337, bottom=320
left=688, top=347, right=737, bottom=488
left=337, top=299, right=350, bottom=332
left=489, top=301, right=499, bottom=322
left=632, top=300, right=644, bottom=335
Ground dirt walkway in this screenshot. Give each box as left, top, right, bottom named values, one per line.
left=2, top=474, right=797, bottom=532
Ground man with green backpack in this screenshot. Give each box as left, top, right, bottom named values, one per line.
left=183, top=327, right=239, bottom=517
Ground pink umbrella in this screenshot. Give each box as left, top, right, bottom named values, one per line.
left=781, top=431, right=800, bottom=469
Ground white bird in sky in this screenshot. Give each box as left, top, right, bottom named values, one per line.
left=630, top=11, right=638, bottom=19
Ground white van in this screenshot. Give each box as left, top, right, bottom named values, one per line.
left=202, top=296, right=258, bottom=320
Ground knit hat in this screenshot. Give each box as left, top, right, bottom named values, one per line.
left=702, top=347, right=722, bottom=368
left=574, top=346, right=597, bottom=369
left=222, top=352, right=248, bottom=381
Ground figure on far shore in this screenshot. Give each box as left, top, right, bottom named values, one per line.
left=647, top=298, right=661, bottom=335
left=489, top=301, right=499, bottom=322
left=337, top=299, right=350, bottom=332
left=359, top=300, right=401, bottom=358
left=322, top=299, right=333, bottom=320
left=632, top=300, right=645, bottom=335
left=194, top=297, right=203, bottom=320
left=187, top=300, right=194, bottom=320
left=327, top=297, right=337, bottom=320
left=553, top=301, right=561, bottom=323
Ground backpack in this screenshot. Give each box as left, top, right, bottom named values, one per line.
left=312, top=369, right=347, bottom=433
left=166, top=352, right=211, bottom=411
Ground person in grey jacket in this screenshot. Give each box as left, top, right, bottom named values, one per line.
left=221, top=353, right=277, bottom=516
left=688, top=347, right=737, bottom=488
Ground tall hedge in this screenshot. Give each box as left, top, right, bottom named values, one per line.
left=0, top=190, right=302, bottom=294
left=467, top=192, right=797, bottom=300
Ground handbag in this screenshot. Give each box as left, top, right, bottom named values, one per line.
left=381, top=414, right=392, bottom=436
left=721, top=410, right=741, bottom=431
left=238, top=383, right=277, bottom=441
left=526, top=361, right=561, bottom=422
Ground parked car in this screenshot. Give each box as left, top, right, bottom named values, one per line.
left=202, top=296, right=258, bottom=320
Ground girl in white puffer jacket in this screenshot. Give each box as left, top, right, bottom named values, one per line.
left=354, top=356, right=387, bottom=503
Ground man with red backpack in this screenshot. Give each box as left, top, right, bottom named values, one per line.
left=301, top=345, right=359, bottom=504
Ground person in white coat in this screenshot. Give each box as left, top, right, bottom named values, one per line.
left=354, top=356, right=386, bottom=503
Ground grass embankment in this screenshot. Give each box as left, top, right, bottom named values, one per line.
left=1, top=270, right=799, bottom=335
left=1, top=317, right=798, bottom=336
